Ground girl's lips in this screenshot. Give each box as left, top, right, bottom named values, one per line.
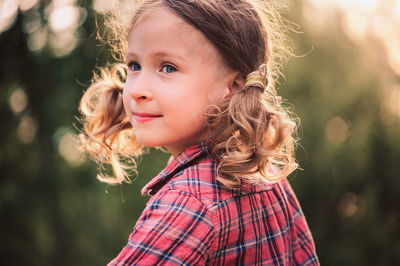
left=133, top=112, right=162, bottom=122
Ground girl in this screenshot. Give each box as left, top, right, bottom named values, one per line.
left=79, top=0, right=319, bottom=265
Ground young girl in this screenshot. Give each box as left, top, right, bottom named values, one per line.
left=80, top=0, right=319, bottom=265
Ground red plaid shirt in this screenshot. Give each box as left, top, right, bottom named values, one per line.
left=108, top=141, right=319, bottom=265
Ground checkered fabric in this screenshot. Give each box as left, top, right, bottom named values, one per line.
left=108, top=141, right=319, bottom=265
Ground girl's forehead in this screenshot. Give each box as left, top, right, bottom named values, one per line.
left=132, top=6, right=189, bottom=33
left=128, top=7, right=218, bottom=58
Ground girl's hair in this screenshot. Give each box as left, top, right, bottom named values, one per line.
left=79, top=0, right=298, bottom=188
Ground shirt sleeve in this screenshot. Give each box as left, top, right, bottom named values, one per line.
left=108, top=190, right=215, bottom=266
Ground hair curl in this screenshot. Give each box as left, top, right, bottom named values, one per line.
left=79, top=0, right=299, bottom=188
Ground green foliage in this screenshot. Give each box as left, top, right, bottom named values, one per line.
left=0, top=1, right=399, bottom=265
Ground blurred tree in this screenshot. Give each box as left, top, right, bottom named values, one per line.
left=283, top=1, right=400, bottom=265
left=0, top=0, right=399, bottom=265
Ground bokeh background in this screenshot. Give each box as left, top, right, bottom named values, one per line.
left=1, top=0, right=400, bottom=265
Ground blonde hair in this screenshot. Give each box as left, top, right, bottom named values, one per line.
left=79, top=0, right=298, bottom=187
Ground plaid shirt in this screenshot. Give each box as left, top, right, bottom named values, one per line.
left=108, top=141, right=319, bottom=265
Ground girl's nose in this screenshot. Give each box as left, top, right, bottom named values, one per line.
left=125, top=75, right=153, bottom=102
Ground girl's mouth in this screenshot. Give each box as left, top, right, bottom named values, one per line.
left=133, top=112, right=163, bottom=122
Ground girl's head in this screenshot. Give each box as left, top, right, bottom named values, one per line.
left=123, top=5, right=236, bottom=157
left=80, top=0, right=297, bottom=188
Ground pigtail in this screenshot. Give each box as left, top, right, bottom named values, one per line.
left=79, top=63, right=143, bottom=184
left=208, top=64, right=298, bottom=189
left=201, top=0, right=299, bottom=188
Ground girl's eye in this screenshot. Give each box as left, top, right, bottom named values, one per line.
left=129, top=62, right=141, bottom=71
left=162, top=64, right=177, bottom=73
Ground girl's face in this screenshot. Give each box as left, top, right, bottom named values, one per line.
left=123, top=6, right=235, bottom=157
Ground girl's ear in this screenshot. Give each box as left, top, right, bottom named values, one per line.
left=228, top=72, right=245, bottom=93
left=220, top=71, right=244, bottom=100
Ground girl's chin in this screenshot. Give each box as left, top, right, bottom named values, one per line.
left=135, top=136, right=168, bottom=148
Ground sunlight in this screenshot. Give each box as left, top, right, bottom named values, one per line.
left=93, top=0, right=119, bottom=12
left=17, top=115, right=37, bottom=144
left=354, top=0, right=379, bottom=12
left=308, top=0, right=379, bottom=12
left=325, top=116, right=350, bottom=145
left=9, top=88, right=28, bottom=115
left=51, top=0, right=76, bottom=7
left=387, top=39, right=400, bottom=76
left=305, top=0, right=400, bottom=104
left=0, top=0, right=18, bottom=34
left=49, top=5, right=80, bottom=32
left=49, top=29, right=78, bottom=57
left=46, top=0, right=87, bottom=57
left=58, top=131, right=84, bottom=166
left=18, top=0, right=39, bottom=12
left=27, top=28, right=48, bottom=52
left=396, top=0, right=400, bottom=18
left=338, top=192, right=361, bottom=218
left=22, top=11, right=41, bottom=34
left=342, top=10, right=368, bottom=42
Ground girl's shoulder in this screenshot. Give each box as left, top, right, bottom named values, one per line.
left=142, top=141, right=277, bottom=208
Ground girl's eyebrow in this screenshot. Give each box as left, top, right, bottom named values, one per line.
left=125, top=51, right=187, bottom=62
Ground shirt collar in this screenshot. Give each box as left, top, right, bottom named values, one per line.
left=141, top=139, right=214, bottom=196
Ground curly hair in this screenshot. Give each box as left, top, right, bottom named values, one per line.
left=79, top=0, right=298, bottom=187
